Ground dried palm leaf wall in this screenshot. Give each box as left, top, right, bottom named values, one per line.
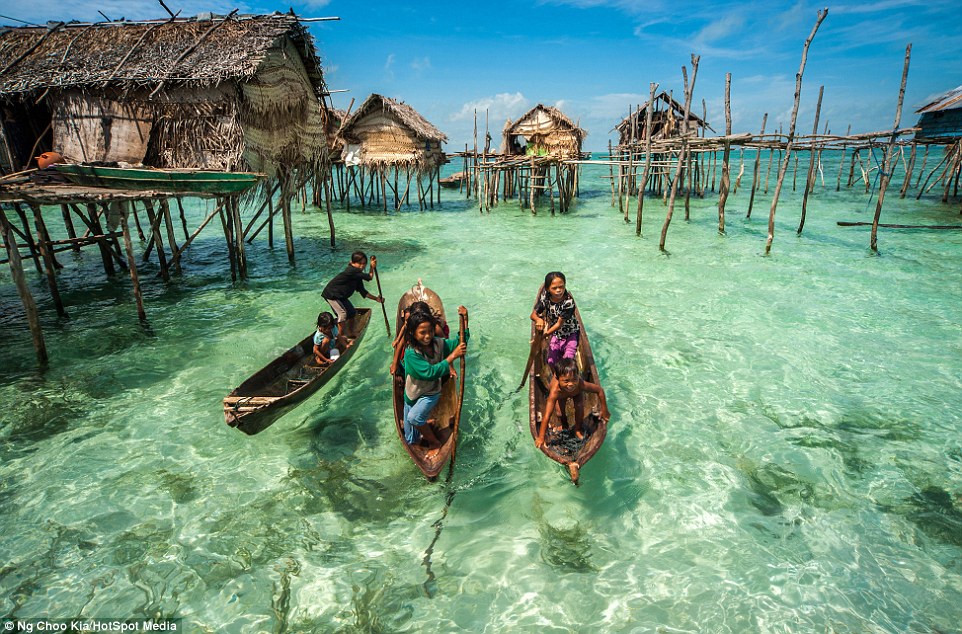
left=346, top=110, right=444, bottom=171
left=503, top=106, right=585, bottom=159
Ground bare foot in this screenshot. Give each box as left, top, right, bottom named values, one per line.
left=425, top=447, right=441, bottom=459
left=575, top=430, right=584, bottom=440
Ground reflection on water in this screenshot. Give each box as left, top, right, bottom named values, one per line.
left=1, top=160, right=962, bottom=631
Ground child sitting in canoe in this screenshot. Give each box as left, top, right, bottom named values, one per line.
left=313, top=312, right=347, bottom=366
left=530, top=271, right=580, bottom=366
left=390, top=301, right=450, bottom=376
left=535, top=358, right=610, bottom=449
left=402, top=306, right=468, bottom=456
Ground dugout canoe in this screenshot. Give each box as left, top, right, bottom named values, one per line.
left=528, top=288, right=608, bottom=484
left=224, top=308, right=372, bottom=435
left=391, top=281, right=461, bottom=480
left=55, top=164, right=264, bottom=194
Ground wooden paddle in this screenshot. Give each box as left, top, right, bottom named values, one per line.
left=372, top=256, right=391, bottom=337
left=517, top=326, right=543, bottom=391
left=450, top=309, right=468, bottom=468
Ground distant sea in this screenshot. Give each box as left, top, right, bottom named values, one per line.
left=1, top=149, right=960, bottom=632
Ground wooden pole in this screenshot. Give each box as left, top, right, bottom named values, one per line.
left=28, top=203, right=67, bottom=317
left=84, top=203, right=117, bottom=276
left=746, top=113, right=767, bottom=219
left=797, top=85, right=825, bottom=235
left=636, top=82, right=659, bottom=236
left=159, top=198, right=181, bottom=275
left=13, top=203, right=44, bottom=275
left=1, top=210, right=47, bottom=364
left=60, top=204, right=79, bottom=251
left=119, top=202, right=147, bottom=323
left=231, top=195, right=247, bottom=278
left=141, top=199, right=171, bottom=282
left=325, top=176, right=336, bottom=247
left=218, top=198, right=237, bottom=281
left=660, top=55, right=699, bottom=252
left=765, top=8, right=827, bottom=255
left=836, top=124, right=851, bottom=191
left=718, top=73, right=732, bottom=234
left=170, top=198, right=227, bottom=269
left=871, top=44, right=912, bottom=252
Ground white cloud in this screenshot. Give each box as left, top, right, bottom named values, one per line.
left=384, top=53, right=395, bottom=80
left=411, top=56, right=431, bottom=72
left=450, top=92, right=529, bottom=122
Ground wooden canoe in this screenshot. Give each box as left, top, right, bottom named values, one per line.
left=392, top=281, right=461, bottom=480
left=438, top=171, right=466, bottom=189
left=54, top=164, right=264, bottom=194
left=528, top=288, right=608, bottom=484
left=224, top=308, right=372, bottom=435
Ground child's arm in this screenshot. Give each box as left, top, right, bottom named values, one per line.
left=390, top=324, right=405, bottom=375
left=313, top=343, right=332, bottom=365
left=582, top=381, right=610, bottom=421
left=544, top=315, right=563, bottom=336
left=530, top=306, right=545, bottom=331
left=536, top=381, right=560, bottom=448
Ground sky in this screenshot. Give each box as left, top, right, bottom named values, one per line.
left=3, top=0, right=961, bottom=151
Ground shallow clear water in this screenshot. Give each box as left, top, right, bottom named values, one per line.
left=2, top=154, right=962, bottom=632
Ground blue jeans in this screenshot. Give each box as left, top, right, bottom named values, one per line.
left=403, top=392, right=441, bottom=444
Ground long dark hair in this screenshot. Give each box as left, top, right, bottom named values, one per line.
left=404, top=310, right=438, bottom=351
left=545, top=271, right=566, bottom=289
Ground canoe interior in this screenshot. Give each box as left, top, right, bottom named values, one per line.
left=224, top=308, right=372, bottom=435
left=528, top=289, right=608, bottom=479
left=392, top=282, right=460, bottom=480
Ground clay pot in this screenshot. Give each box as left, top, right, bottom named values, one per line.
left=35, top=152, right=63, bottom=169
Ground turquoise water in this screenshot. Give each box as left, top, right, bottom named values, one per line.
left=2, top=154, right=962, bottom=632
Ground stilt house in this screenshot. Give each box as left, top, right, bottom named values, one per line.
left=337, top=94, right=447, bottom=173
left=614, top=91, right=712, bottom=146
left=915, top=85, right=962, bottom=142
left=501, top=104, right=586, bottom=159
left=0, top=12, right=331, bottom=177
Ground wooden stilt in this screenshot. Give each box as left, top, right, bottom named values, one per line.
left=636, top=82, right=658, bottom=236
left=871, top=44, right=912, bottom=253
left=231, top=195, right=247, bottom=278
left=282, top=188, right=295, bottom=263
left=141, top=199, right=171, bottom=282
left=175, top=197, right=190, bottom=241
left=718, top=73, right=732, bottom=235
left=797, top=85, right=825, bottom=235
left=1, top=210, right=48, bottom=364
left=746, top=114, right=767, bottom=219
left=119, top=202, right=147, bottom=323
left=170, top=198, right=226, bottom=269
left=218, top=198, right=237, bottom=281
left=84, top=203, right=117, bottom=276
left=60, top=204, right=79, bottom=251
left=159, top=198, right=181, bottom=275
left=29, top=203, right=67, bottom=317
left=13, top=203, right=44, bottom=275
left=325, top=176, right=335, bottom=247
left=765, top=8, right=827, bottom=255
left=661, top=56, right=699, bottom=252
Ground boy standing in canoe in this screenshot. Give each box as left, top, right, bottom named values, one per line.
left=322, top=251, right=385, bottom=338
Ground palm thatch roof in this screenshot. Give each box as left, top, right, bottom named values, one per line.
left=917, top=85, right=962, bottom=114
left=338, top=93, right=447, bottom=145
left=0, top=12, right=327, bottom=98
left=337, top=94, right=447, bottom=170
left=502, top=104, right=587, bottom=158
left=504, top=104, right=587, bottom=143
left=613, top=91, right=713, bottom=145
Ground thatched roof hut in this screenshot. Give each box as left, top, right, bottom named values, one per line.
left=502, top=104, right=586, bottom=158
left=915, top=85, right=962, bottom=142
left=614, top=92, right=712, bottom=146
left=0, top=12, right=330, bottom=176
left=337, top=94, right=447, bottom=171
